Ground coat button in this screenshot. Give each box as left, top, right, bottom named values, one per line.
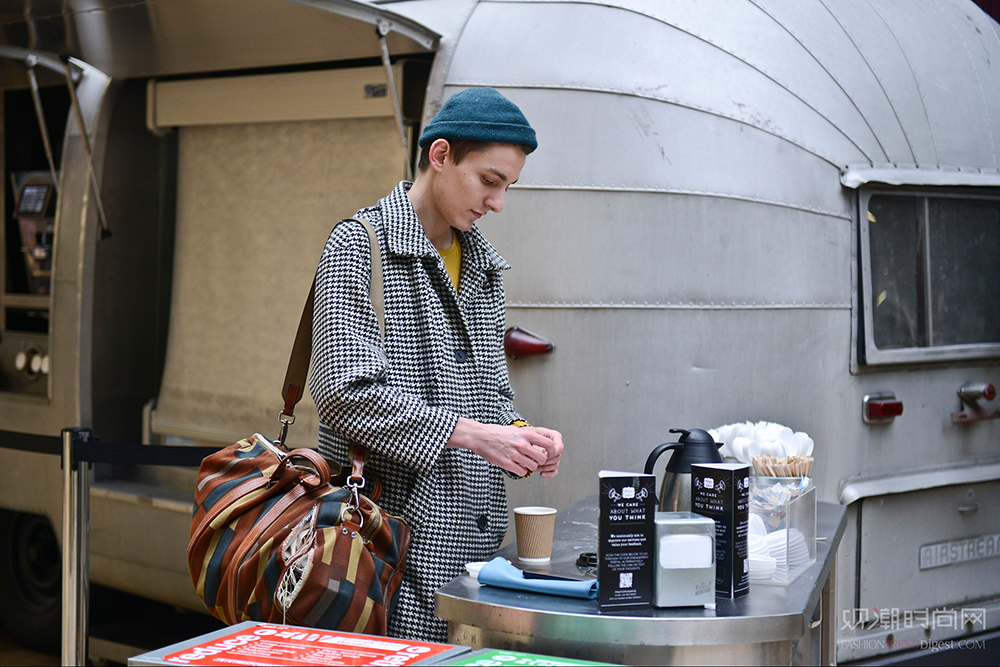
left=455, top=349, right=469, bottom=363
left=476, top=514, right=489, bottom=532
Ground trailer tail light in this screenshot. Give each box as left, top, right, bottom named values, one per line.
left=504, top=327, right=554, bottom=359
left=863, top=393, right=903, bottom=424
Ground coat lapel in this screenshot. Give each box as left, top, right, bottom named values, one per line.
left=455, top=226, right=509, bottom=313
left=378, top=183, right=510, bottom=322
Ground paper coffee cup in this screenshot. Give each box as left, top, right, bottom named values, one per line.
left=514, top=506, right=557, bottom=562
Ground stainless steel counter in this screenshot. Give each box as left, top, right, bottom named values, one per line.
left=436, top=496, right=847, bottom=666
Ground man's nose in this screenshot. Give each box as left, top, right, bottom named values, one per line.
left=486, top=190, right=505, bottom=213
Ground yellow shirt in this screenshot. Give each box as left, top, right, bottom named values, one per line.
left=437, top=230, right=462, bottom=291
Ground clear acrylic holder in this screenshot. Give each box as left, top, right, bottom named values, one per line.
left=748, top=477, right=816, bottom=585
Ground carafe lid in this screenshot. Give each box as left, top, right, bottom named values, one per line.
left=665, top=428, right=723, bottom=473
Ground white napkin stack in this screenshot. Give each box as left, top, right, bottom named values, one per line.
left=747, top=513, right=811, bottom=582
left=748, top=514, right=776, bottom=580
left=709, top=421, right=814, bottom=464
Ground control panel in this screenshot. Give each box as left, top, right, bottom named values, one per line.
left=1, top=171, right=55, bottom=397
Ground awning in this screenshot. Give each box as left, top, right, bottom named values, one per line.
left=841, top=163, right=1000, bottom=189
left=0, top=0, right=439, bottom=79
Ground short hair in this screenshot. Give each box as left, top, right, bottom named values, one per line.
left=416, top=139, right=533, bottom=172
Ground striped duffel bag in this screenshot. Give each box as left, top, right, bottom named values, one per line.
left=188, top=433, right=411, bottom=635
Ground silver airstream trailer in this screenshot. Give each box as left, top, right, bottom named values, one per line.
left=0, top=0, right=997, bottom=663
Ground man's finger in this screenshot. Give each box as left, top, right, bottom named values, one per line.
left=523, top=431, right=558, bottom=456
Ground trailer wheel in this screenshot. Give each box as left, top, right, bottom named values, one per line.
left=0, top=510, right=61, bottom=654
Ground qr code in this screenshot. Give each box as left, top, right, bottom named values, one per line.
left=619, top=572, right=633, bottom=588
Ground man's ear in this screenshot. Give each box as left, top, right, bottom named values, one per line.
left=428, top=138, right=451, bottom=172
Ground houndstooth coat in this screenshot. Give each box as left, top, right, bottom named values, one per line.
left=309, top=181, right=523, bottom=642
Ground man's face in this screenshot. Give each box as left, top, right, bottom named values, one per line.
left=433, top=142, right=527, bottom=231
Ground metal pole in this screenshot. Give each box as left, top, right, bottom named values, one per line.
left=62, top=61, right=111, bottom=238
left=821, top=559, right=837, bottom=666
left=61, top=428, right=90, bottom=667
left=25, top=56, right=60, bottom=197
left=376, top=19, right=412, bottom=181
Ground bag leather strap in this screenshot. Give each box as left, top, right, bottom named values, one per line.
left=277, top=218, right=384, bottom=490
left=281, top=218, right=384, bottom=414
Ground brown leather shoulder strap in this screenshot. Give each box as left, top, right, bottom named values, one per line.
left=281, top=218, right=384, bottom=414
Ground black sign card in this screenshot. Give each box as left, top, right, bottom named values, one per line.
left=598, top=470, right=656, bottom=611
left=691, top=462, right=751, bottom=598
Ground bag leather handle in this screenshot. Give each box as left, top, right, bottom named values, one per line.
left=272, top=448, right=333, bottom=488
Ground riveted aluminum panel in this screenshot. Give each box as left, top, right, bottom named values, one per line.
left=448, top=1, right=869, bottom=171
left=747, top=0, right=914, bottom=163
left=815, top=0, right=1000, bottom=169
left=858, top=0, right=1000, bottom=169
left=499, top=305, right=856, bottom=514
left=487, top=189, right=851, bottom=308
left=495, top=87, right=852, bottom=220
left=430, top=0, right=1000, bottom=175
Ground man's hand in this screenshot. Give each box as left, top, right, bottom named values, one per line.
left=447, top=418, right=564, bottom=478
left=521, top=426, right=563, bottom=478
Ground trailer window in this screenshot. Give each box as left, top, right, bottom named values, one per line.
left=860, top=190, right=1000, bottom=364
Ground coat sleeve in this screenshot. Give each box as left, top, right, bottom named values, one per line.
left=308, top=222, right=458, bottom=473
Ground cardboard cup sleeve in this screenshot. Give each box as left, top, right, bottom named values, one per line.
left=514, top=507, right=557, bottom=562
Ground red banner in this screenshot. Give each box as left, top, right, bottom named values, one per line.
left=162, top=624, right=459, bottom=666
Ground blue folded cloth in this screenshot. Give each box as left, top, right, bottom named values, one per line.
left=477, top=557, right=598, bottom=599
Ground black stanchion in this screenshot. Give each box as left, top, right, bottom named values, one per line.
left=59, top=428, right=218, bottom=666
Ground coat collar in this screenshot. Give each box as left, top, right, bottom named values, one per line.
left=379, top=181, right=511, bottom=272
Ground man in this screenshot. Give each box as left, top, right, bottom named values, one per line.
left=310, top=87, right=564, bottom=641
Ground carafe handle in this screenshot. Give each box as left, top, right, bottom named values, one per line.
left=644, top=442, right=683, bottom=475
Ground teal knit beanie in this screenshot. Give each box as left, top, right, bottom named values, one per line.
left=418, top=87, right=537, bottom=152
